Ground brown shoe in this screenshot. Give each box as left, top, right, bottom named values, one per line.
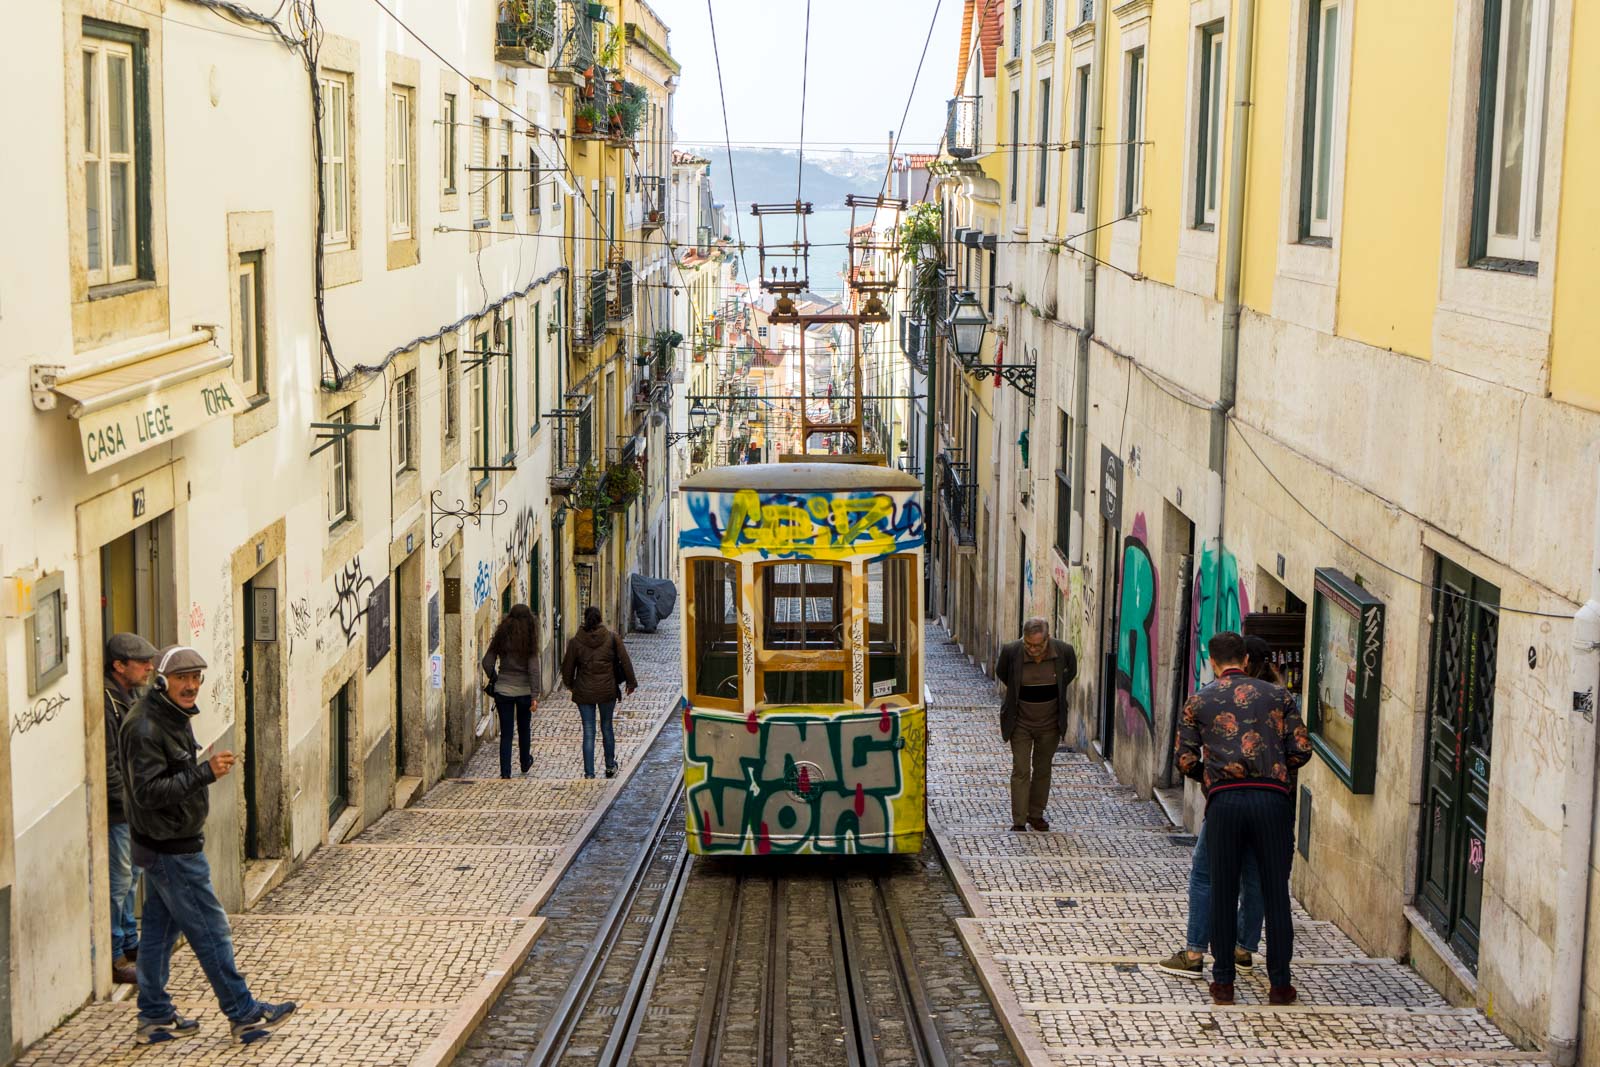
left=1010, top=822, right=1027, bottom=831
left=1209, top=981, right=1234, bottom=1005
left=1268, top=985, right=1298, bottom=1005
left=113, top=962, right=138, bottom=985
left=1027, top=816, right=1050, bottom=831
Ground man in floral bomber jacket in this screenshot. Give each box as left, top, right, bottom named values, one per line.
left=1174, top=630, right=1313, bottom=1007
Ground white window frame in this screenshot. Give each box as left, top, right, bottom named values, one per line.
left=442, top=91, right=458, bottom=193
left=442, top=332, right=459, bottom=443
left=1109, top=1, right=1152, bottom=275
left=1123, top=47, right=1147, bottom=215
left=1035, top=77, right=1052, bottom=208
left=328, top=407, right=352, bottom=528
left=1012, top=0, right=1024, bottom=58
left=82, top=38, right=138, bottom=287
left=473, top=116, right=491, bottom=224
left=320, top=73, right=352, bottom=249
left=500, top=120, right=514, bottom=220
left=236, top=251, right=266, bottom=398
left=389, top=88, right=412, bottom=239
left=470, top=329, right=488, bottom=471
left=1478, top=0, right=1552, bottom=264
left=1301, top=0, right=1343, bottom=240
left=1195, top=22, right=1226, bottom=229
left=394, top=370, right=416, bottom=474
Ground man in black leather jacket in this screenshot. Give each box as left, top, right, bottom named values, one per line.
left=120, top=645, right=295, bottom=1046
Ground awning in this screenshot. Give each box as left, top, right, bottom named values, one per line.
left=39, top=329, right=243, bottom=473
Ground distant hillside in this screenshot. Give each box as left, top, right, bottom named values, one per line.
left=680, top=146, right=892, bottom=209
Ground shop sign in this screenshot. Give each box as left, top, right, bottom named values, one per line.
left=78, top=367, right=240, bottom=473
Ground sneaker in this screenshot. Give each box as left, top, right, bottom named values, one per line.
left=605, top=764, right=618, bottom=779
left=231, top=1001, right=296, bottom=1044
left=1010, top=823, right=1027, bottom=832
left=1234, top=948, right=1254, bottom=971
left=1209, top=981, right=1235, bottom=1006
left=520, top=756, right=533, bottom=775
left=1155, top=950, right=1205, bottom=980
left=1027, top=816, right=1050, bottom=831
left=136, top=1014, right=200, bottom=1044
left=1268, top=985, right=1298, bottom=1006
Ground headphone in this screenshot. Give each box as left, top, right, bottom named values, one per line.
left=152, top=645, right=202, bottom=692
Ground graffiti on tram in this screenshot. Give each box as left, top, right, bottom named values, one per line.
left=679, top=488, right=925, bottom=561
left=684, top=704, right=923, bottom=854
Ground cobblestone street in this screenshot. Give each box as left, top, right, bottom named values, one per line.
left=922, top=627, right=1548, bottom=1067
left=15, top=623, right=681, bottom=1066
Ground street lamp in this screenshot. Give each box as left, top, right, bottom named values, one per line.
left=946, top=290, right=989, bottom=360
left=666, top=402, right=719, bottom=446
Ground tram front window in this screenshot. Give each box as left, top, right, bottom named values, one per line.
left=690, top=559, right=740, bottom=703
left=868, top=555, right=915, bottom=699
left=762, top=563, right=844, bottom=650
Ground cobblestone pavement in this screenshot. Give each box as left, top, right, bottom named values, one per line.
left=17, top=621, right=682, bottom=1066
left=923, top=627, right=1548, bottom=1067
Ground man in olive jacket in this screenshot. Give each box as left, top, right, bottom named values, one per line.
left=994, top=618, right=1077, bottom=831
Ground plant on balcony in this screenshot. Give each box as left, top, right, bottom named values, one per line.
left=499, top=0, right=556, bottom=51
left=602, top=461, right=643, bottom=507
left=575, top=104, right=602, bottom=134
left=899, top=201, right=944, bottom=324
left=599, top=24, right=623, bottom=73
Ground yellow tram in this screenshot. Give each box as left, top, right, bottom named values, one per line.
left=676, top=462, right=927, bottom=855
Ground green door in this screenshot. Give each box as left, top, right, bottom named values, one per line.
left=1416, top=557, right=1499, bottom=971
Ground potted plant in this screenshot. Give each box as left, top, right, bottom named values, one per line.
left=575, top=104, right=601, bottom=134
left=603, top=461, right=642, bottom=506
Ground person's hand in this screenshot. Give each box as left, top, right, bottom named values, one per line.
left=208, top=751, right=238, bottom=778
left=626, top=683, right=638, bottom=696
left=530, top=700, right=539, bottom=711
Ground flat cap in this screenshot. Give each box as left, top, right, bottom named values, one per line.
left=106, top=633, right=159, bottom=663
left=155, top=645, right=208, bottom=676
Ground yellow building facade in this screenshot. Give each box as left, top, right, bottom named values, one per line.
left=938, top=0, right=1600, bottom=1055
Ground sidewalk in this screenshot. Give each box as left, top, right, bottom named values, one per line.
left=18, top=620, right=680, bottom=1067
left=924, top=627, right=1548, bottom=1067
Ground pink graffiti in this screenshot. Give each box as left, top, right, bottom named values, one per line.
left=188, top=602, right=206, bottom=638
left=1468, top=836, right=1485, bottom=874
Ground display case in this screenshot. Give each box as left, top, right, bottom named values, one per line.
left=1306, top=567, right=1385, bottom=794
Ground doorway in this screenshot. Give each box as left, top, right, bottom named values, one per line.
left=239, top=558, right=285, bottom=862
left=327, top=681, right=351, bottom=826
left=1417, top=557, right=1500, bottom=972
left=1017, top=532, right=1028, bottom=639
left=1095, top=515, right=1122, bottom=758
left=394, top=552, right=424, bottom=781
left=99, top=514, right=177, bottom=650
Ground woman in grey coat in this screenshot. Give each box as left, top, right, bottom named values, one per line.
left=482, top=604, right=541, bottom=778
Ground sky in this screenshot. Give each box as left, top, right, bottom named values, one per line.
left=643, top=0, right=965, bottom=155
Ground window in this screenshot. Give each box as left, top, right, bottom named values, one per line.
left=1041, top=0, right=1055, bottom=41
left=389, top=89, right=412, bottom=238
left=1298, top=0, right=1341, bottom=240
left=442, top=332, right=459, bottom=442
left=760, top=562, right=846, bottom=704
left=394, top=370, right=416, bottom=474
left=867, top=556, right=916, bottom=700
left=1473, top=0, right=1552, bottom=265
left=1054, top=410, right=1072, bottom=558
left=82, top=27, right=144, bottom=286
left=236, top=251, right=266, bottom=398
left=442, top=92, right=458, bottom=193
left=1009, top=90, right=1022, bottom=202
left=529, top=144, right=541, bottom=214
left=1036, top=78, right=1052, bottom=206
left=1012, top=0, right=1023, bottom=57
left=757, top=325, right=769, bottom=339
left=328, top=407, right=353, bottom=528
left=531, top=302, right=541, bottom=434
left=1124, top=48, right=1147, bottom=215
left=1072, top=66, right=1090, bottom=212
left=470, top=329, right=488, bottom=470
left=499, top=316, right=516, bottom=460
left=689, top=559, right=740, bottom=704
left=473, top=116, right=490, bottom=223
left=500, top=120, right=514, bottom=219
left=1195, top=23, right=1225, bottom=229
left=319, top=72, right=352, bottom=248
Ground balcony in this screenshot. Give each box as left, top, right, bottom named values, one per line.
left=900, top=313, right=930, bottom=375
left=495, top=0, right=555, bottom=67
left=946, top=96, right=980, bottom=159
left=549, top=0, right=597, bottom=86
left=608, top=259, right=633, bottom=324
left=608, top=81, right=646, bottom=147
left=939, top=452, right=977, bottom=546
left=696, top=225, right=712, bottom=256
left=575, top=68, right=612, bottom=139
left=572, top=269, right=610, bottom=352
left=546, top=392, right=594, bottom=495
left=639, top=176, right=667, bottom=233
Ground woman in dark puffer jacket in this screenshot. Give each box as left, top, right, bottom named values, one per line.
left=560, top=607, right=637, bottom=778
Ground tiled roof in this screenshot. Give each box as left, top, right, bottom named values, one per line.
left=672, top=149, right=710, bottom=166
left=905, top=153, right=937, bottom=167
left=956, top=0, right=1002, bottom=90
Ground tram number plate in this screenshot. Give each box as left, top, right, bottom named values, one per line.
left=872, top=679, right=896, bottom=698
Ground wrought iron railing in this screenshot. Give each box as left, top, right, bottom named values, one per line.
left=547, top=394, right=594, bottom=493
left=946, top=96, right=980, bottom=159
left=639, top=176, right=667, bottom=230
left=549, top=0, right=596, bottom=82
left=495, top=0, right=556, bottom=66
left=573, top=269, right=608, bottom=349
left=610, top=259, right=633, bottom=323
left=939, top=453, right=978, bottom=546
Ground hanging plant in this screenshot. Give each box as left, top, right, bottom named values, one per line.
left=575, top=104, right=601, bottom=134
left=603, top=461, right=643, bottom=506
left=898, top=202, right=944, bottom=324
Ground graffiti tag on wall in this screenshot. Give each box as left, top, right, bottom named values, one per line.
left=472, top=560, right=493, bottom=609
left=1189, top=541, right=1250, bottom=693
left=687, top=709, right=905, bottom=854
left=1116, top=513, right=1158, bottom=733
left=680, top=489, right=925, bottom=560
left=12, top=694, right=70, bottom=737
left=332, top=557, right=376, bottom=646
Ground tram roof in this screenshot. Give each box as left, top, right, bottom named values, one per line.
left=680, top=463, right=924, bottom=493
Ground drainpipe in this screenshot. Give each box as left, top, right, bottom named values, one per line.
left=1069, top=0, right=1110, bottom=563
left=1207, top=0, right=1256, bottom=625
left=1547, top=464, right=1600, bottom=1067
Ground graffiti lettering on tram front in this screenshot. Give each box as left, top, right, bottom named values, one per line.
left=679, top=489, right=924, bottom=560
left=687, top=710, right=904, bottom=854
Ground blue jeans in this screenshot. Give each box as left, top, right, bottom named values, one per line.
left=136, top=850, right=260, bottom=1024
left=108, top=822, right=141, bottom=959
left=1186, top=818, right=1264, bottom=954
left=577, top=701, right=617, bottom=777
left=495, top=694, right=533, bottom=778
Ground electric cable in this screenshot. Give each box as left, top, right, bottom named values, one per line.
left=877, top=0, right=944, bottom=201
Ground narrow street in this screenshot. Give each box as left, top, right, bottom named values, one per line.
left=15, top=624, right=684, bottom=1066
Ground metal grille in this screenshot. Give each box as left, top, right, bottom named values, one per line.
left=946, top=96, right=980, bottom=159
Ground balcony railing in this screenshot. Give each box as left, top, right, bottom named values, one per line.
left=609, top=259, right=633, bottom=323
left=639, top=176, right=667, bottom=232
left=547, top=393, right=594, bottom=494
left=939, top=452, right=977, bottom=546
left=549, top=0, right=596, bottom=85
left=696, top=225, right=712, bottom=255
left=573, top=269, right=609, bottom=350
left=900, top=314, right=930, bottom=374
left=495, top=0, right=556, bottom=67
left=946, top=96, right=980, bottom=159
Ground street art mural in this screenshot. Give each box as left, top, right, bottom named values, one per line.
left=679, top=488, right=925, bottom=560
left=1189, top=540, right=1250, bottom=693
left=1116, top=513, right=1158, bottom=733
left=684, top=703, right=925, bottom=854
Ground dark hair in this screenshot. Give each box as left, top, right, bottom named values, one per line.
left=1243, top=635, right=1283, bottom=685
left=1207, top=630, right=1247, bottom=667
left=581, top=606, right=603, bottom=632
left=489, top=604, right=537, bottom=659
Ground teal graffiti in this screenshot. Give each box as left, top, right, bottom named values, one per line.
left=1189, top=541, right=1250, bottom=692
left=1116, top=515, right=1157, bottom=730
